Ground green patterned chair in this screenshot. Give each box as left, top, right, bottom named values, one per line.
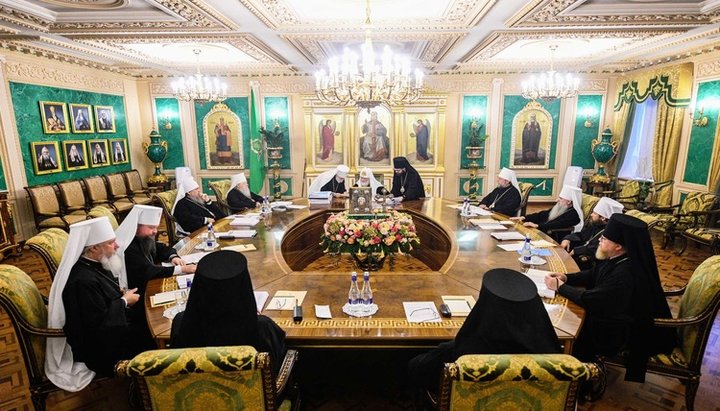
left=649, top=179, right=674, bottom=208
left=208, top=179, right=232, bottom=214
left=0, top=265, right=66, bottom=411
left=603, top=179, right=642, bottom=210
left=88, top=205, right=119, bottom=229
left=115, top=346, right=299, bottom=411
left=516, top=182, right=535, bottom=217
left=581, top=194, right=601, bottom=222
left=152, top=189, right=179, bottom=245
left=627, top=191, right=718, bottom=249
left=24, top=184, right=88, bottom=231
left=680, top=226, right=720, bottom=255
left=24, top=228, right=68, bottom=278
left=437, top=354, right=600, bottom=411
left=605, top=255, right=720, bottom=411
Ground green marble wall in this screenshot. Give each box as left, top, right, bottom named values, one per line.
left=263, top=96, right=291, bottom=169
left=517, top=177, right=554, bottom=197
left=460, top=95, right=489, bottom=169
left=500, top=96, right=560, bottom=169
left=0, top=156, right=6, bottom=190
left=267, top=177, right=293, bottom=196
left=195, top=97, right=250, bottom=170
left=683, top=80, right=720, bottom=185
left=154, top=98, right=184, bottom=170
left=458, top=177, right=484, bottom=197
left=572, top=95, right=603, bottom=169
left=9, top=82, right=130, bottom=186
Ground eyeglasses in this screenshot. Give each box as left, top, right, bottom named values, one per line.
left=409, top=307, right=440, bottom=322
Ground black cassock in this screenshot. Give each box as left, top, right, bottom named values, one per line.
left=562, top=223, right=605, bottom=270
left=478, top=185, right=521, bottom=216
left=227, top=188, right=264, bottom=213
left=319, top=178, right=346, bottom=194
left=173, top=196, right=227, bottom=234
left=525, top=207, right=580, bottom=236
left=390, top=171, right=425, bottom=201
left=62, top=257, right=153, bottom=376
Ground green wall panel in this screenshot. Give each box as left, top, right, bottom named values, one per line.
left=572, top=95, right=603, bottom=169
left=154, top=98, right=184, bottom=170
left=683, top=80, right=720, bottom=185
left=195, top=97, right=250, bottom=170
left=460, top=95, right=489, bottom=169
left=267, top=177, right=293, bottom=197
left=9, top=82, right=131, bottom=186
left=458, top=177, right=484, bottom=197
left=0, top=156, right=6, bottom=190
left=500, top=96, right=560, bottom=169
left=517, top=177, right=554, bottom=197
left=263, top=96, right=291, bottom=169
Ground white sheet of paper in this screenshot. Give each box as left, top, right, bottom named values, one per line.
left=497, top=242, right=525, bottom=251
left=230, top=216, right=261, bottom=227
left=266, top=291, right=308, bottom=311
left=180, top=252, right=209, bottom=264
left=200, top=231, right=230, bottom=239
left=403, top=301, right=442, bottom=323
left=150, top=289, right=185, bottom=306
left=476, top=223, right=508, bottom=230
left=176, top=274, right=195, bottom=289
left=498, top=220, right=515, bottom=226
left=254, top=291, right=269, bottom=312
left=531, top=240, right=557, bottom=248
left=222, top=244, right=257, bottom=252
left=286, top=204, right=308, bottom=209
left=315, top=305, right=332, bottom=319
left=468, top=205, right=493, bottom=216
left=491, top=232, right=526, bottom=241
left=441, top=295, right=476, bottom=317
left=271, top=201, right=293, bottom=207
left=524, top=268, right=556, bottom=298
left=228, top=229, right=257, bottom=238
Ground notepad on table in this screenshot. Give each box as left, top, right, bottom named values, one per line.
left=266, top=291, right=307, bottom=311
left=222, top=243, right=257, bottom=253
left=403, top=301, right=442, bottom=323
left=441, top=295, right=476, bottom=317
left=491, top=231, right=526, bottom=241
left=181, top=251, right=209, bottom=264
left=230, top=216, right=261, bottom=226
left=474, top=223, right=508, bottom=230
left=315, top=305, right=332, bottom=319
left=254, top=291, right=269, bottom=312
left=287, top=204, right=308, bottom=210
left=497, top=242, right=524, bottom=251
left=531, top=240, right=557, bottom=248
left=523, top=268, right=556, bottom=298
left=150, top=289, right=184, bottom=307
left=467, top=205, right=493, bottom=216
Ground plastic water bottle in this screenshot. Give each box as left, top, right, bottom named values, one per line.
left=461, top=198, right=470, bottom=216
left=361, top=271, right=373, bottom=305
left=348, top=271, right=360, bottom=305
left=206, top=223, right=216, bottom=248
left=521, top=236, right=532, bottom=264
left=261, top=196, right=271, bottom=218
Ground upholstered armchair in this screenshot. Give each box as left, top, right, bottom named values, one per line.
left=208, top=179, right=232, bottom=214
left=24, top=228, right=68, bottom=279
left=0, top=265, right=67, bottom=411
left=605, top=255, right=720, bottom=411
left=602, top=179, right=643, bottom=210
left=102, top=174, right=136, bottom=217
left=88, top=205, right=119, bottom=229
left=152, top=189, right=178, bottom=245
left=25, top=184, right=88, bottom=231
left=516, top=182, right=535, bottom=217
left=627, top=191, right=718, bottom=248
left=122, top=169, right=153, bottom=205
left=649, top=179, right=674, bottom=208
left=437, top=354, right=600, bottom=411
left=56, top=180, right=90, bottom=217
left=115, top=346, right=299, bottom=411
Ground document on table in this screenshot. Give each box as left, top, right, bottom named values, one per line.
left=467, top=205, right=493, bottom=216
left=497, top=242, right=524, bottom=251
left=266, top=291, right=307, bottom=310
left=441, top=295, right=476, bottom=317
left=531, top=239, right=557, bottom=248
left=222, top=244, right=257, bottom=252
left=315, top=305, right=332, bottom=319
left=473, top=222, right=508, bottom=230
left=524, top=268, right=556, bottom=298
left=227, top=229, right=257, bottom=238
left=491, top=231, right=526, bottom=241
left=271, top=201, right=293, bottom=207
left=181, top=251, right=209, bottom=264
left=230, top=216, right=261, bottom=226
left=254, top=291, right=269, bottom=312
left=286, top=204, right=308, bottom=210
left=403, top=301, right=442, bottom=323
left=150, top=289, right=185, bottom=307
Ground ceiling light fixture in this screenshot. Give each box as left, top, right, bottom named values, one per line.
left=521, top=45, right=579, bottom=102
left=314, top=0, right=423, bottom=112
left=171, top=49, right=227, bottom=104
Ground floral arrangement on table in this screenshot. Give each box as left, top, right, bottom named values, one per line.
left=320, top=210, right=420, bottom=268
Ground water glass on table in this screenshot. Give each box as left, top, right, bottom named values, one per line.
left=175, top=289, right=188, bottom=311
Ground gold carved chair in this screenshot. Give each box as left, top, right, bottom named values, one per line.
left=83, top=175, right=134, bottom=219
left=24, top=184, right=88, bottom=231
left=24, top=228, right=68, bottom=279
left=581, top=194, right=601, bottom=221
left=103, top=173, right=137, bottom=216
left=122, top=169, right=153, bottom=205
left=605, top=255, right=720, bottom=411
left=603, top=179, right=642, bottom=210
left=437, top=354, right=600, bottom=411
left=516, top=182, right=535, bottom=217
left=56, top=180, right=90, bottom=218
left=208, top=179, right=232, bottom=214
left=115, top=346, right=299, bottom=411
left=0, top=264, right=66, bottom=411
left=152, top=189, right=178, bottom=245
left=88, top=205, right=119, bottom=229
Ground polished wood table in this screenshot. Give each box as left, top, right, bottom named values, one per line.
left=146, top=198, right=584, bottom=352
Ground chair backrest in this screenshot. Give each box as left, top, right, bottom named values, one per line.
left=24, top=228, right=68, bottom=277
left=124, top=169, right=148, bottom=193
left=24, top=185, right=62, bottom=227
left=208, top=179, right=232, bottom=214
left=104, top=173, right=131, bottom=200
left=116, top=346, right=277, bottom=411
left=88, top=205, right=119, bottom=229
left=82, top=176, right=111, bottom=204
left=516, top=182, right=535, bottom=216
left=0, top=265, right=53, bottom=384
left=153, top=189, right=178, bottom=244
left=651, top=180, right=674, bottom=207
left=581, top=194, right=601, bottom=222
left=676, top=255, right=720, bottom=369
left=679, top=192, right=718, bottom=226
left=56, top=180, right=88, bottom=213
left=438, top=354, right=599, bottom=411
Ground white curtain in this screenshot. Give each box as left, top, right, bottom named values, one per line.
left=618, top=97, right=658, bottom=181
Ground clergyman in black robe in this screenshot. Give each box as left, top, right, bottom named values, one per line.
left=171, top=250, right=287, bottom=375
left=173, top=191, right=227, bottom=234
left=407, top=268, right=561, bottom=395
left=523, top=202, right=580, bottom=238
left=227, top=173, right=264, bottom=213
left=391, top=156, right=425, bottom=201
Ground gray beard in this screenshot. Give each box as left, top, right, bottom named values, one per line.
left=595, top=248, right=608, bottom=260
left=100, top=253, right=124, bottom=278
left=187, top=195, right=205, bottom=205
left=358, top=180, right=369, bottom=187
left=548, top=203, right=569, bottom=221
left=239, top=187, right=252, bottom=198
left=138, top=236, right=157, bottom=262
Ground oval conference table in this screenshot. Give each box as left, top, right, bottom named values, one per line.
left=145, top=198, right=584, bottom=353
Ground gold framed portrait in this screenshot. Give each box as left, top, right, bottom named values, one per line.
left=39, top=101, right=69, bottom=134
left=62, top=140, right=89, bottom=171
left=69, top=103, right=94, bottom=133
left=109, top=138, right=129, bottom=165
left=202, top=102, right=244, bottom=169
left=95, top=105, right=116, bottom=133
left=31, top=141, right=62, bottom=175
left=510, top=101, right=553, bottom=169
left=358, top=106, right=392, bottom=167
left=88, top=139, right=110, bottom=167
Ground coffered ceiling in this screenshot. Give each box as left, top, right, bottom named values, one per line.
left=0, top=0, right=718, bottom=78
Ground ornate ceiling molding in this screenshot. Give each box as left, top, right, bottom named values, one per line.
left=697, top=59, right=720, bottom=79
left=0, top=6, right=52, bottom=32
left=3, top=59, right=125, bottom=92
left=149, top=77, right=314, bottom=94
left=38, top=0, right=128, bottom=9
left=0, top=41, right=135, bottom=76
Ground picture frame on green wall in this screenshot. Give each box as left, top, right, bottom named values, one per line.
left=31, top=141, right=62, bottom=175
left=39, top=101, right=69, bottom=134
left=109, top=139, right=129, bottom=165
left=62, top=140, right=89, bottom=171
left=510, top=101, right=552, bottom=169
left=89, top=139, right=110, bottom=167
left=95, top=105, right=116, bottom=133
left=69, top=103, right=94, bottom=133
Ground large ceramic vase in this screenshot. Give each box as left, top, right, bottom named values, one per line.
left=590, top=127, right=618, bottom=183
left=142, top=129, right=168, bottom=184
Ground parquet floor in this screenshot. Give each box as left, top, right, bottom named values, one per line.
left=1, top=213, right=718, bottom=410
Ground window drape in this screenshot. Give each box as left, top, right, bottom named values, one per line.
left=619, top=98, right=658, bottom=181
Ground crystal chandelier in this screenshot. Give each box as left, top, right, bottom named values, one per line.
left=314, top=0, right=424, bottom=112
left=521, top=45, right=579, bottom=102
left=171, top=49, right=228, bottom=104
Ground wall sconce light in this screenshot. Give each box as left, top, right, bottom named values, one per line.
left=692, top=106, right=708, bottom=127
left=689, top=97, right=719, bottom=128
left=161, top=111, right=173, bottom=130
left=581, top=107, right=598, bottom=128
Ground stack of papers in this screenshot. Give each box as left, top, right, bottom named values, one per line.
left=230, top=216, right=261, bottom=226
left=309, top=191, right=333, bottom=204
left=271, top=201, right=293, bottom=207
left=523, top=268, right=556, bottom=298
left=403, top=301, right=442, bottom=323
left=531, top=240, right=557, bottom=248
left=441, top=295, right=476, bottom=316
left=150, top=289, right=185, bottom=307
left=266, top=291, right=307, bottom=310
left=472, top=222, right=508, bottom=230
left=181, top=251, right=209, bottom=264
left=491, top=231, right=526, bottom=241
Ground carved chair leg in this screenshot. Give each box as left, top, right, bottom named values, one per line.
left=684, top=377, right=700, bottom=411
left=676, top=236, right=688, bottom=256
